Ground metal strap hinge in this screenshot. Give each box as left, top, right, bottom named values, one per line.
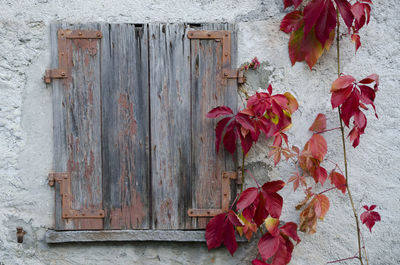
left=43, top=29, right=102, bottom=84
left=48, top=172, right=104, bottom=219
left=187, top=30, right=245, bottom=84
left=188, top=171, right=237, bottom=217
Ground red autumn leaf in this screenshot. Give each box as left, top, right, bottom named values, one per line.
left=205, top=211, right=244, bottom=255
left=236, top=112, right=256, bottom=133
left=303, top=0, right=336, bottom=46
left=283, top=0, right=303, bottom=9
left=360, top=205, right=381, bottom=232
left=205, top=213, right=225, bottom=250
left=265, top=217, right=280, bottom=237
left=237, top=187, right=259, bottom=210
left=280, top=222, right=301, bottom=244
left=222, top=121, right=238, bottom=155
left=263, top=180, right=286, bottom=193
left=264, top=192, right=284, bottom=219
left=340, top=91, right=359, bottom=126
left=271, top=237, right=290, bottom=265
left=302, top=28, right=329, bottom=69
left=284, top=92, right=299, bottom=114
left=334, top=0, right=354, bottom=29
left=309, top=134, right=327, bottom=161
left=330, top=74, right=379, bottom=147
left=238, top=186, right=272, bottom=227
left=262, top=181, right=285, bottom=218
left=331, top=75, right=356, bottom=92
left=314, top=166, right=328, bottom=185
left=269, top=147, right=282, bottom=166
left=351, top=1, right=371, bottom=31
left=280, top=10, right=304, bottom=33
left=331, top=85, right=353, bottom=108
left=215, top=117, right=232, bottom=153
left=252, top=259, right=270, bottom=265
left=257, top=220, right=300, bottom=265
left=351, top=33, right=361, bottom=52
left=359, top=74, right=379, bottom=90
left=288, top=172, right=307, bottom=191
left=253, top=193, right=269, bottom=226
left=206, top=106, right=233, bottom=118
left=329, top=170, right=347, bottom=194
left=309, top=113, right=327, bottom=132
left=223, top=218, right=239, bottom=255
left=258, top=233, right=281, bottom=260
left=314, top=194, right=330, bottom=219
left=236, top=214, right=258, bottom=241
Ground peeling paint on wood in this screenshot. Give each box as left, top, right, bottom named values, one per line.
left=100, top=24, right=150, bottom=229
left=190, top=24, right=238, bottom=229
left=149, top=24, right=192, bottom=229
left=51, top=23, right=103, bottom=230
left=50, top=23, right=237, bottom=232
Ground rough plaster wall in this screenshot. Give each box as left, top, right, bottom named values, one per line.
left=0, top=0, right=398, bottom=264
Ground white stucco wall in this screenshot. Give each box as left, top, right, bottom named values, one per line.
left=0, top=0, right=399, bottom=264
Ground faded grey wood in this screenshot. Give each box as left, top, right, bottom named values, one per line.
left=190, top=23, right=238, bottom=228
left=45, top=229, right=248, bottom=243
left=149, top=24, right=192, bottom=229
left=100, top=24, right=150, bottom=229
left=51, top=23, right=103, bottom=230
left=49, top=23, right=238, bottom=234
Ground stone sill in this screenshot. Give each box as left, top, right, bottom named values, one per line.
left=46, top=229, right=248, bottom=243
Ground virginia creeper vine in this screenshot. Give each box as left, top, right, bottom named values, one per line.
left=335, top=8, right=364, bottom=264
left=203, top=1, right=381, bottom=264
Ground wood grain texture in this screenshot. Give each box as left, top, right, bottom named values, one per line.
left=50, top=23, right=237, bottom=232
left=149, top=24, right=192, bottom=229
left=51, top=23, right=103, bottom=230
left=190, top=23, right=238, bottom=229
left=100, top=24, right=150, bottom=229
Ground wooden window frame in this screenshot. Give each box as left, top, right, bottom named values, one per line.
left=45, top=23, right=244, bottom=243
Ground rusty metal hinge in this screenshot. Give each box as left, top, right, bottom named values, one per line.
left=48, top=172, right=104, bottom=219
left=43, top=29, right=102, bottom=84
left=187, top=30, right=245, bottom=84
left=188, top=171, right=237, bottom=217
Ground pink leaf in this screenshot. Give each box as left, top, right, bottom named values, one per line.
left=258, top=233, right=280, bottom=261
left=280, top=222, right=301, bottom=243
left=237, top=187, right=259, bottom=210
left=207, top=106, right=233, bottom=118
left=309, top=113, right=327, bottom=132
left=205, top=213, right=225, bottom=250
left=360, top=205, right=381, bottom=232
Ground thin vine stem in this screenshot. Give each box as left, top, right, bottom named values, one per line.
left=336, top=9, right=364, bottom=265
left=326, top=255, right=358, bottom=264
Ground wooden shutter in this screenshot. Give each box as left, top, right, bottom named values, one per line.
left=100, top=24, right=150, bottom=229
left=149, top=24, right=238, bottom=229
left=48, top=23, right=238, bottom=231
left=49, top=24, right=104, bottom=230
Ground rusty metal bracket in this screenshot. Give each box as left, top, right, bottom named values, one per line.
left=48, top=172, right=104, bottom=219
left=43, top=29, right=102, bottom=84
left=188, top=171, right=237, bottom=217
left=187, top=30, right=245, bottom=84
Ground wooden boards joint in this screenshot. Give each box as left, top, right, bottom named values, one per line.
left=187, top=30, right=244, bottom=84
left=187, top=171, right=237, bottom=217
left=48, top=172, right=105, bottom=219
left=43, top=29, right=102, bottom=84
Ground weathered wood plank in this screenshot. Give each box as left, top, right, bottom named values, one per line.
left=51, top=23, right=103, bottom=230
left=45, top=229, right=248, bottom=243
left=149, top=24, right=192, bottom=229
left=100, top=24, right=150, bottom=229
left=190, top=23, right=238, bottom=229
